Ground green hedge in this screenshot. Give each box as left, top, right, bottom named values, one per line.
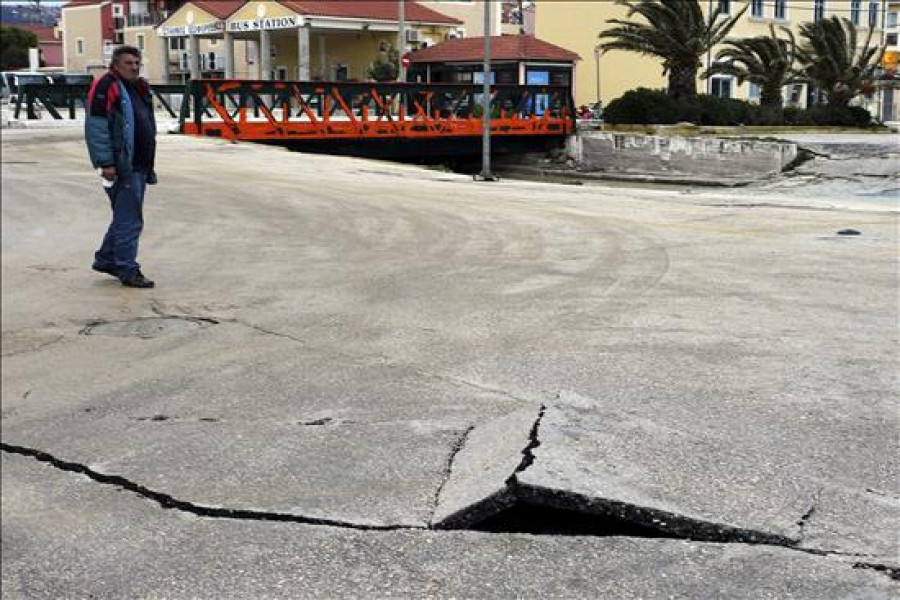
left=603, top=88, right=873, bottom=127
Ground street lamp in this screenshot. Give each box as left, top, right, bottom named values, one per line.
left=593, top=44, right=602, bottom=105
left=398, top=0, right=406, bottom=81
left=478, top=0, right=496, bottom=181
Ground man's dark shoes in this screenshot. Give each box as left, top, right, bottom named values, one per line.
left=121, top=271, right=155, bottom=289
left=92, top=263, right=118, bottom=278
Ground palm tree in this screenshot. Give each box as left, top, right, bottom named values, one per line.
left=599, top=0, right=747, bottom=100
left=705, top=25, right=798, bottom=111
left=796, top=16, right=884, bottom=109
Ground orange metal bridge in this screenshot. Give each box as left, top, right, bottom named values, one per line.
left=179, top=79, right=575, bottom=156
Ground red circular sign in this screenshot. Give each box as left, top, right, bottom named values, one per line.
left=401, top=53, right=411, bottom=68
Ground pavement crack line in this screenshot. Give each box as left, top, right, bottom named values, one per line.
left=507, top=404, right=547, bottom=485
left=151, top=309, right=314, bottom=346
left=0, top=443, right=415, bottom=532
left=1, top=440, right=897, bottom=576
left=429, top=425, right=476, bottom=524
left=852, top=562, right=900, bottom=582
left=1, top=335, right=65, bottom=358
left=235, top=321, right=306, bottom=345
left=795, top=488, right=822, bottom=543
left=414, top=370, right=537, bottom=404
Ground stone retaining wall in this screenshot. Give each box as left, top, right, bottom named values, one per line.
left=567, top=131, right=798, bottom=180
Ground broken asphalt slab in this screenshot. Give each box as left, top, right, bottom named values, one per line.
left=3, top=451, right=898, bottom=599
left=434, top=392, right=899, bottom=567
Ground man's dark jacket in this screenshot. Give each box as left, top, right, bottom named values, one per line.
left=85, top=71, right=158, bottom=184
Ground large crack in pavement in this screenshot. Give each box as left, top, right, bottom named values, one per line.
left=429, top=425, right=476, bottom=524
left=0, top=442, right=412, bottom=532
left=3, top=403, right=898, bottom=582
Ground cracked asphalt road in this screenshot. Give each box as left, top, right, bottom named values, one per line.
left=2, top=128, right=898, bottom=598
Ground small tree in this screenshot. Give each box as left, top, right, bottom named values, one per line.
left=368, top=43, right=399, bottom=82
left=1, top=26, right=39, bottom=71
left=705, top=25, right=798, bottom=116
left=796, top=16, right=884, bottom=109
left=600, top=0, right=747, bottom=100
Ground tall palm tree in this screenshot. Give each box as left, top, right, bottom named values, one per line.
left=705, top=25, right=798, bottom=110
left=796, top=16, right=884, bottom=109
left=599, top=0, right=747, bottom=100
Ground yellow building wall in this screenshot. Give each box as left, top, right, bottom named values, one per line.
left=536, top=0, right=887, bottom=108
left=534, top=0, right=665, bottom=107
left=229, top=0, right=297, bottom=22
left=419, top=1, right=502, bottom=37
left=61, top=4, right=105, bottom=75
left=123, top=25, right=162, bottom=81
left=161, top=2, right=221, bottom=28
left=268, top=30, right=400, bottom=81
left=712, top=0, right=884, bottom=103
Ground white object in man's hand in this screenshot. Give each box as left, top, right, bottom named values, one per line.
left=100, top=166, right=117, bottom=188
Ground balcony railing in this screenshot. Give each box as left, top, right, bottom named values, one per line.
left=126, top=11, right=170, bottom=28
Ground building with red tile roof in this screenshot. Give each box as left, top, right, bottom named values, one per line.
left=62, top=0, right=467, bottom=82
left=410, top=34, right=579, bottom=64
left=278, top=1, right=461, bottom=25
left=15, top=24, right=64, bottom=67
left=407, top=34, right=579, bottom=90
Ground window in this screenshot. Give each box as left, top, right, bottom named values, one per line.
left=887, top=33, right=898, bottom=45
left=111, top=3, right=124, bottom=18
left=774, top=0, right=787, bottom=20
left=851, top=0, right=862, bottom=25
left=718, top=0, right=731, bottom=15
left=814, top=0, right=825, bottom=22
left=888, top=12, right=898, bottom=28
left=869, top=2, right=880, bottom=28
left=76, top=38, right=84, bottom=55
left=710, top=77, right=733, bottom=98
left=751, top=0, right=764, bottom=18
left=749, top=82, right=761, bottom=100
left=169, top=37, right=185, bottom=51
left=136, top=34, right=145, bottom=51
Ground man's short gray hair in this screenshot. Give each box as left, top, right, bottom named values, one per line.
left=112, top=45, right=141, bottom=63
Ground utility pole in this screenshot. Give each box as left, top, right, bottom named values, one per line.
left=479, top=0, right=496, bottom=181
left=398, top=0, right=407, bottom=81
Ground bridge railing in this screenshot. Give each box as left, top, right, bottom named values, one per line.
left=180, top=79, right=575, bottom=140
left=12, top=83, right=188, bottom=120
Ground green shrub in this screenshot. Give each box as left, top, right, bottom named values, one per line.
left=783, top=105, right=872, bottom=126
left=603, top=88, right=680, bottom=125
left=605, top=88, right=873, bottom=127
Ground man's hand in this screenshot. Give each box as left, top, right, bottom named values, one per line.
left=101, top=166, right=117, bottom=181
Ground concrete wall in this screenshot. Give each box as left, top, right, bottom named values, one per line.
left=567, top=132, right=798, bottom=180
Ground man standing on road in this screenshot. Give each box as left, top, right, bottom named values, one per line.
left=85, top=45, right=157, bottom=288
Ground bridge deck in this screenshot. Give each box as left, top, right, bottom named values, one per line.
left=180, top=80, right=575, bottom=143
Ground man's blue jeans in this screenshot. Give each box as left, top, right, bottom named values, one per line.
left=93, top=170, right=147, bottom=280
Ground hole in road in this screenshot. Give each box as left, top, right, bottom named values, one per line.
left=470, top=502, right=678, bottom=538
left=80, top=317, right=218, bottom=339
